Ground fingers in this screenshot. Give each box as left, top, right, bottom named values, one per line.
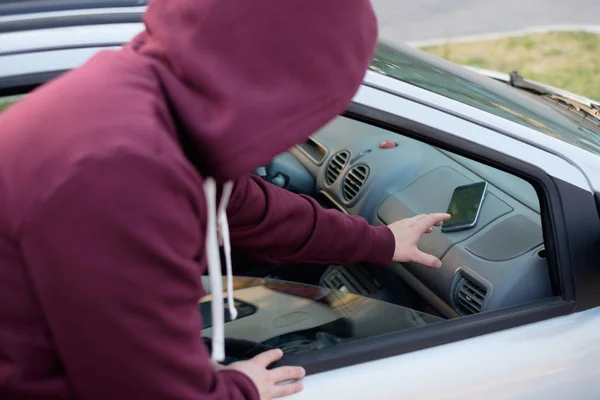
left=422, top=213, right=451, bottom=227
left=414, top=213, right=450, bottom=233
left=270, top=366, right=306, bottom=398
left=412, top=213, right=450, bottom=226
left=226, top=351, right=306, bottom=399
left=270, top=366, right=306, bottom=383
left=252, top=349, right=284, bottom=367
left=412, top=250, right=442, bottom=268
left=272, top=380, right=304, bottom=398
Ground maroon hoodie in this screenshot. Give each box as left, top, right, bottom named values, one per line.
left=0, top=0, right=394, bottom=399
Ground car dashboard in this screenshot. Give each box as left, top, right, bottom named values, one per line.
left=268, top=116, right=552, bottom=318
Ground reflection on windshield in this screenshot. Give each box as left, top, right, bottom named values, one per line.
left=200, top=277, right=442, bottom=361
left=369, top=42, right=600, bottom=156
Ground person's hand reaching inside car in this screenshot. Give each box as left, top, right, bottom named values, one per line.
left=388, top=213, right=451, bottom=268
left=215, top=349, right=305, bottom=399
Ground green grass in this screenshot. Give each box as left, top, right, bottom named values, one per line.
left=422, top=31, right=600, bottom=101
left=0, top=96, right=24, bottom=113
left=0, top=100, right=16, bottom=113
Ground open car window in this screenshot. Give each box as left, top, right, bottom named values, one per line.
left=200, top=276, right=443, bottom=362
left=201, top=113, right=555, bottom=366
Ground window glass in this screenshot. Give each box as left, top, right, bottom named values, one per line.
left=200, top=277, right=443, bottom=361
left=369, top=42, right=600, bottom=156
left=205, top=116, right=551, bottom=364
left=0, top=76, right=552, bottom=367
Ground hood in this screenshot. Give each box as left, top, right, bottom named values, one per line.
left=129, top=0, right=378, bottom=182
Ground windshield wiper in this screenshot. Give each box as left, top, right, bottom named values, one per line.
left=508, top=71, right=600, bottom=126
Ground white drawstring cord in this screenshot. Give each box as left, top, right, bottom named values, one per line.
left=203, top=178, right=237, bottom=362
left=203, top=177, right=225, bottom=361
left=217, top=181, right=238, bottom=320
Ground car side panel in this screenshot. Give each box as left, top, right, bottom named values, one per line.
left=294, top=306, right=600, bottom=399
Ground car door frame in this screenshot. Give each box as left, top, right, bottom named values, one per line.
left=289, top=84, right=600, bottom=399
left=276, top=81, right=599, bottom=374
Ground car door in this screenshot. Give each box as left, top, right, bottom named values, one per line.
left=285, top=82, right=600, bottom=399
left=295, top=309, right=600, bottom=399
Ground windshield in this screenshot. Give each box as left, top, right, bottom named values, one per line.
left=369, top=42, right=600, bottom=156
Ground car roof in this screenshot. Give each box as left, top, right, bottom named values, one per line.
left=0, top=0, right=148, bottom=16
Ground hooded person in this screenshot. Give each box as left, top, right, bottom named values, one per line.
left=0, top=0, right=450, bottom=399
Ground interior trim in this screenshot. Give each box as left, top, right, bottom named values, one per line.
left=389, top=263, right=460, bottom=319
left=318, top=190, right=349, bottom=215
left=295, top=137, right=329, bottom=166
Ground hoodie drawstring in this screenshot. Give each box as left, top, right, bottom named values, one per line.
left=217, top=181, right=238, bottom=321
left=203, top=177, right=237, bottom=362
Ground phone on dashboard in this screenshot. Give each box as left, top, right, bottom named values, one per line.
left=441, top=181, right=488, bottom=232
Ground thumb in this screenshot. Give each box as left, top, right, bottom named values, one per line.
left=412, top=250, right=442, bottom=268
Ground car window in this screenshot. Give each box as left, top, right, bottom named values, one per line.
left=0, top=80, right=558, bottom=372
left=200, top=277, right=443, bottom=359
left=203, top=114, right=555, bottom=366
left=369, top=42, right=600, bottom=156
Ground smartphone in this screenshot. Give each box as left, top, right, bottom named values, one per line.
left=441, top=181, right=488, bottom=232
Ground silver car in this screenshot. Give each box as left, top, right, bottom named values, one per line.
left=1, top=1, right=600, bottom=398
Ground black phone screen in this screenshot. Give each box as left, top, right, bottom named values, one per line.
left=442, top=182, right=487, bottom=231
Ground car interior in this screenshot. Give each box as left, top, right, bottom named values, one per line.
left=0, top=94, right=553, bottom=365
left=198, top=113, right=553, bottom=364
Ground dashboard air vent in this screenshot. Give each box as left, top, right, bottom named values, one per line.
left=342, top=165, right=369, bottom=202
left=325, top=150, right=349, bottom=185
left=453, top=275, right=487, bottom=315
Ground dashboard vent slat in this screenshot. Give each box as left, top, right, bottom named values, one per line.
left=342, top=165, right=369, bottom=202
left=453, top=275, right=488, bottom=315
left=325, top=151, right=349, bottom=185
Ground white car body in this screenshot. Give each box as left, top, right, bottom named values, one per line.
left=1, top=3, right=599, bottom=399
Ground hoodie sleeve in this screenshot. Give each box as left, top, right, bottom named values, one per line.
left=19, top=152, right=258, bottom=400
left=227, top=174, right=395, bottom=266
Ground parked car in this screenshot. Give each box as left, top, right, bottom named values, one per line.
left=1, top=1, right=600, bottom=399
